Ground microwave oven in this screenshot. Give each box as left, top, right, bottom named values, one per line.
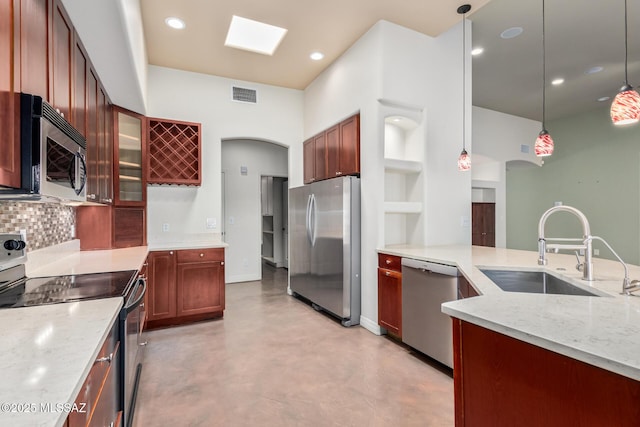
left=0, top=94, right=87, bottom=203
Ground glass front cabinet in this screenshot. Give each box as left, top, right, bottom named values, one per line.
left=113, top=107, right=146, bottom=206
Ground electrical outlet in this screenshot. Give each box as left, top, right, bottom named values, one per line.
left=19, top=229, right=27, bottom=243
left=594, top=249, right=600, bottom=256
left=162, top=223, right=170, bottom=232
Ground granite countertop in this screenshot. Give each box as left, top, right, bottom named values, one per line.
left=379, top=244, right=640, bottom=381
left=0, top=298, right=123, bottom=427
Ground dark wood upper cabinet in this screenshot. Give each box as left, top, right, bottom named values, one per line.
left=85, top=68, right=98, bottom=201
left=0, top=0, right=21, bottom=189
left=113, top=106, right=147, bottom=207
left=147, top=118, right=202, bottom=186
left=50, top=0, right=72, bottom=120
left=18, top=0, right=49, bottom=99
left=303, top=113, right=360, bottom=184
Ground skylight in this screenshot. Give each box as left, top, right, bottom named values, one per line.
left=224, top=15, right=288, bottom=56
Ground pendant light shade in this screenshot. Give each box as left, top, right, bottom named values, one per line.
left=536, top=0, right=554, bottom=157
left=534, top=130, right=554, bottom=157
left=458, top=149, right=471, bottom=171
left=457, top=4, right=471, bottom=171
left=611, top=85, right=640, bottom=125
left=611, top=0, right=640, bottom=125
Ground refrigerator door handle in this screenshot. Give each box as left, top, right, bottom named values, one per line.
left=310, top=193, right=317, bottom=247
left=306, top=194, right=313, bottom=245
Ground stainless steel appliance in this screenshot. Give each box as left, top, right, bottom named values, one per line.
left=289, top=176, right=361, bottom=326
left=401, top=258, right=459, bottom=368
left=0, top=234, right=145, bottom=426
left=0, top=94, right=87, bottom=202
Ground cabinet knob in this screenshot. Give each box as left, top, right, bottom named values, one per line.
left=169, top=251, right=174, bottom=255
left=335, top=172, right=341, bottom=176
left=102, top=198, right=112, bottom=203
left=220, top=261, right=225, bottom=266
left=95, top=352, right=113, bottom=364
left=200, top=253, right=204, bottom=257
left=87, top=194, right=96, bottom=200
left=385, top=271, right=391, bottom=276
left=385, top=259, right=392, bottom=265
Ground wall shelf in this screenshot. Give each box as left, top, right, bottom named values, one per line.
left=384, top=158, right=422, bottom=174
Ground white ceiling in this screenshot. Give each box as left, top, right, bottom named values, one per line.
left=139, top=0, right=490, bottom=89
left=470, top=0, right=640, bottom=121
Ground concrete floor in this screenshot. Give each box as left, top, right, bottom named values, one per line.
left=133, top=264, right=454, bottom=426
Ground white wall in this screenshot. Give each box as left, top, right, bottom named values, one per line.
left=146, top=66, right=304, bottom=255
left=471, top=106, right=542, bottom=248
left=221, top=140, right=288, bottom=283
left=305, top=20, right=471, bottom=334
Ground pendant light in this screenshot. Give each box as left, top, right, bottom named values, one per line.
left=457, top=4, right=471, bottom=171
left=610, top=0, right=640, bottom=125
left=534, top=0, right=554, bottom=157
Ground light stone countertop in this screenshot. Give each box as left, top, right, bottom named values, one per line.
left=25, top=240, right=149, bottom=278
left=379, top=244, right=640, bottom=381
left=0, top=298, right=123, bottom=427
left=147, top=232, right=228, bottom=251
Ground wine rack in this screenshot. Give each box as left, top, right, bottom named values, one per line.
left=147, top=118, right=202, bottom=185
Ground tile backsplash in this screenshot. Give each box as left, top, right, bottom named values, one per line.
left=0, top=202, right=75, bottom=251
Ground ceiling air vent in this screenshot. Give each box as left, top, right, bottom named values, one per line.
left=232, top=86, right=257, bottom=103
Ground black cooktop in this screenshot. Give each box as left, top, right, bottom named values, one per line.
left=0, top=270, right=137, bottom=308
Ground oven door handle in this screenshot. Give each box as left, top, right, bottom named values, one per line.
left=124, top=277, right=146, bottom=314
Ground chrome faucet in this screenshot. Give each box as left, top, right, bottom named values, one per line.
left=589, top=236, right=640, bottom=296
left=538, top=205, right=593, bottom=281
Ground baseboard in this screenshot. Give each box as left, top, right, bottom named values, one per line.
left=359, top=315, right=384, bottom=335
left=226, top=273, right=261, bottom=283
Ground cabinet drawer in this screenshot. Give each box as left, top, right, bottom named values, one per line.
left=378, top=253, right=402, bottom=272
left=177, top=248, right=224, bottom=263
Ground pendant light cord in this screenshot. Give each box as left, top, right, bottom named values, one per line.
left=542, top=0, right=546, bottom=128
left=624, top=0, right=629, bottom=85
left=462, top=10, right=466, bottom=151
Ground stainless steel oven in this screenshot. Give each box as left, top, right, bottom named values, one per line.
left=0, top=93, right=87, bottom=202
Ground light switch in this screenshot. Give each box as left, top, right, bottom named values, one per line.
left=162, top=223, right=170, bottom=232
left=229, top=216, right=235, bottom=225
left=206, top=218, right=217, bottom=229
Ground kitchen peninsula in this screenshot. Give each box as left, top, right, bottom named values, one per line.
left=380, top=244, right=640, bottom=426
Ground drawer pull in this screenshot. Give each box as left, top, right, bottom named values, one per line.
left=140, top=341, right=148, bottom=347
left=220, top=261, right=225, bottom=266
left=385, top=271, right=391, bottom=276
left=386, top=259, right=392, bottom=265
left=169, top=251, right=174, bottom=255
left=200, top=253, right=204, bottom=257
left=96, top=352, right=113, bottom=364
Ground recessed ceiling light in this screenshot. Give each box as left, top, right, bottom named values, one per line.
left=585, top=66, right=604, bottom=75
left=500, top=27, right=523, bottom=39
left=597, top=96, right=611, bottom=102
left=310, top=52, right=324, bottom=61
left=471, top=47, right=484, bottom=56
left=225, top=15, right=288, bottom=56
left=165, top=17, right=185, bottom=30
left=551, top=78, right=564, bottom=86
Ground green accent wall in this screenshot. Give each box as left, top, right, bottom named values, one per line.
left=506, top=105, right=640, bottom=264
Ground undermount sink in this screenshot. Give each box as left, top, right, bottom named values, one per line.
left=480, top=269, right=600, bottom=297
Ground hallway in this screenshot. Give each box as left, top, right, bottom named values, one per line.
left=133, top=265, right=454, bottom=426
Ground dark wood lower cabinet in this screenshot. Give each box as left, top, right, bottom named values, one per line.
left=452, top=319, right=640, bottom=427
left=377, top=253, right=402, bottom=337
left=471, top=202, right=495, bottom=247
left=146, top=248, right=225, bottom=329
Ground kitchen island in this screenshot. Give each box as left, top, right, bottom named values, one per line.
left=380, top=244, right=640, bottom=426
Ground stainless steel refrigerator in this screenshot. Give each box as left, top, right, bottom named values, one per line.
left=289, top=176, right=361, bottom=326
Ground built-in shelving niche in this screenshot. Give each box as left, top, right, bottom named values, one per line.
left=383, top=114, right=425, bottom=246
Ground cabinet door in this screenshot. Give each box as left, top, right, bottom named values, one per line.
left=18, top=0, right=49, bottom=99
left=147, top=251, right=177, bottom=321
left=50, top=0, right=72, bottom=119
left=378, top=267, right=402, bottom=337
left=314, top=131, right=328, bottom=181
left=0, top=0, right=21, bottom=188
left=112, top=207, right=145, bottom=248
left=325, top=125, right=339, bottom=178
left=176, top=260, right=225, bottom=317
left=303, top=138, right=315, bottom=184
left=101, top=93, right=113, bottom=203
left=114, top=106, right=146, bottom=206
left=85, top=68, right=99, bottom=201
left=338, top=114, right=360, bottom=176
left=472, top=202, right=495, bottom=247
left=71, top=32, right=87, bottom=136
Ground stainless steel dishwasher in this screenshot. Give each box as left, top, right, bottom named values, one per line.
left=401, top=258, right=459, bottom=368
